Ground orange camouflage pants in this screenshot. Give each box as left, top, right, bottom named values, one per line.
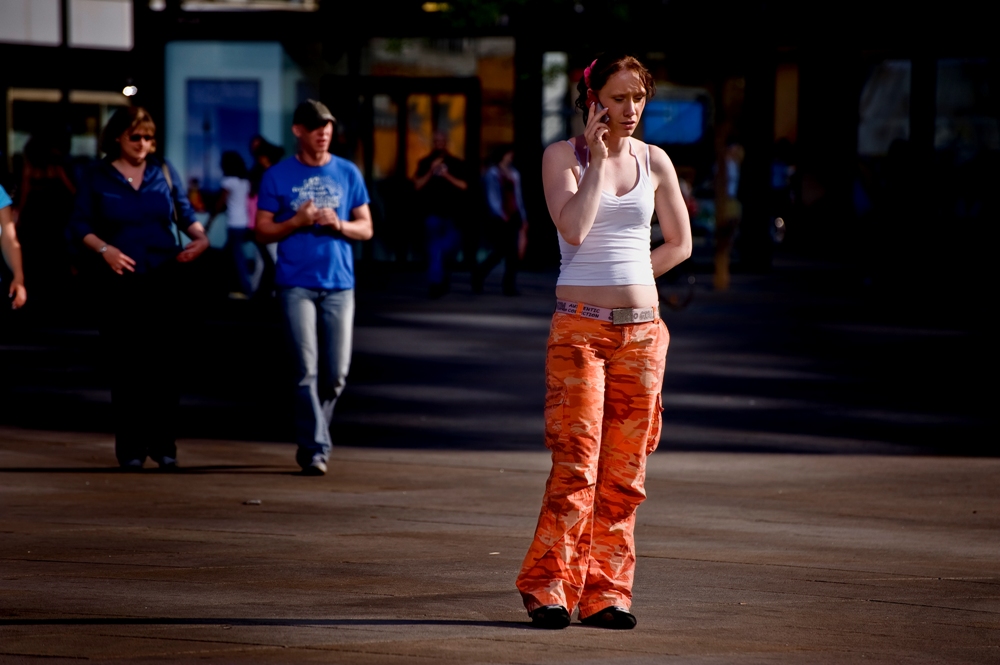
left=516, top=311, right=669, bottom=619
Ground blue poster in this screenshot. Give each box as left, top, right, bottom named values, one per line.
left=643, top=99, right=704, bottom=145
left=186, top=80, right=260, bottom=190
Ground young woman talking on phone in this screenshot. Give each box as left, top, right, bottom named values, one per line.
left=516, top=53, right=692, bottom=630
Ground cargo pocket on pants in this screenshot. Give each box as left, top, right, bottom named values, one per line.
left=543, top=384, right=566, bottom=451
left=646, top=393, right=664, bottom=455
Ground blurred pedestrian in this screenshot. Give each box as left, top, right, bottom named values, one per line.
left=212, top=150, right=255, bottom=299
left=187, top=177, right=206, bottom=213
left=516, top=52, right=691, bottom=630
left=14, top=135, right=76, bottom=310
left=254, top=100, right=373, bottom=476
left=472, top=144, right=527, bottom=296
left=771, top=138, right=796, bottom=224
left=0, top=184, right=27, bottom=309
left=413, top=131, right=468, bottom=298
left=68, top=106, right=210, bottom=471
left=248, top=135, right=285, bottom=298
left=713, top=136, right=743, bottom=291
left=248, top=135, right=285, bottom=210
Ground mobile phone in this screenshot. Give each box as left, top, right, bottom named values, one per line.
left=597, top=102, right=610, bottom=124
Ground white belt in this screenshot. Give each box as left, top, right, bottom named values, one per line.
left=555, top=299, right=658, bottom=325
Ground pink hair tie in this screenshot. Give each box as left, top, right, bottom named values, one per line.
left=583, top=58, right=597, bottom=88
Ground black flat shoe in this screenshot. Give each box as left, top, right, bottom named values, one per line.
left=156, top=456, right=179, bottom=472
left=529, top=605, right=571, bottom=629
left=580, top=606, right=637, bottom=630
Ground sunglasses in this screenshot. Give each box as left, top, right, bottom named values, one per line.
left=127, top=134, right=155, bottom=143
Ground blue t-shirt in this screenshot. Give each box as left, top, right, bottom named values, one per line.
left=257, top=155, right=369, bottom=291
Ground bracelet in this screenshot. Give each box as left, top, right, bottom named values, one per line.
left=98, top=245, right=108, bottom=254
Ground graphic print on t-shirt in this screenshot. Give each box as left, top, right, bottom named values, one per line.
left=290, top=175, right=343, bottom=212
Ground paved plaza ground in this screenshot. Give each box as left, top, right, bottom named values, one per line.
left=1, top=260, right=996, bottom=663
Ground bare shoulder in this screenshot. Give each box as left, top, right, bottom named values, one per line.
left=646, top=143, right=679, bottom=189
left=647, top=143, right=676, bottom=173
left=542, top=139, right=582, bottom=187
left=543, top=139, right=577, bottom=167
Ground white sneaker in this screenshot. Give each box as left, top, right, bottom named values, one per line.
left=303, top=456, right=327, bottom=476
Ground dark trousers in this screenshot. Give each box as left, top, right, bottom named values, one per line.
left=475, top=214, right=520, bottom=293
left=425, top=214, right=462, bottom=286
left=98, top=262, right=186, bottom=466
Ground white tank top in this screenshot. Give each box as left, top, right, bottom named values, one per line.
left=557, top=138, right=656, bottom=287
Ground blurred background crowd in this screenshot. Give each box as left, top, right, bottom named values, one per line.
left=0, top=0, right=995, bottom=318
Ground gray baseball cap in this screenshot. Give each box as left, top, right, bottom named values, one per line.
left=293, top=99, right=336, bottom=130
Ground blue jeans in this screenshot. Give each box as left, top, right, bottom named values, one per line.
left=279, top=287, right=355, bottom=466
left=227, top=228, right=256, bottom=295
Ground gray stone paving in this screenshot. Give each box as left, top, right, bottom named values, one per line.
left=1, top=430, right=997, bottom=663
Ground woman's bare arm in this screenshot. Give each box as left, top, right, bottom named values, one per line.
left=649, top=145, right=693, bottom=277
left=543, top=106, right=612, bottom=246
left=176, top=221, right=209, bottom=263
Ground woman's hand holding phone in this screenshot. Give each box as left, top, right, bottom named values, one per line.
left=586, top=102, right=610, bottom=160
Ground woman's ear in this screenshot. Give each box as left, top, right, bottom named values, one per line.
left=586, top=89, right=599, bottom=106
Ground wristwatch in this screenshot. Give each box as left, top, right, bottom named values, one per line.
left=98, top=245, right=108, bottom=254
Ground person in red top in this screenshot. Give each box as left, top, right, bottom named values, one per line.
left=473, top=144, right=528, bottom=296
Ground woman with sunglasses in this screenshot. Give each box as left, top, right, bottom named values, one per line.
left=516, top=53, right=692, bottom=630
left=69, top=106, right=209, bottom=471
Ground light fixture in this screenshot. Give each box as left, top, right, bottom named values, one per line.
left=422, top=2, right=450, bottom=11
left=123, top=85, right=138, bottom=97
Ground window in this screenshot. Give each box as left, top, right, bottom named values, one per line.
left=541, top=52, right=569, bottom=145
left=0, top=0, right=134, bottom=50
left=936, top=58, right=999, bottom=154
left=0, top=0, right=61, bottom=46
left=154, top=0, right=318, bottom=10
left=858, top=60, right=911, bottom=157
left=6, top=88, right=129, bottom=171
left=69, top=0, right=133, bottom=50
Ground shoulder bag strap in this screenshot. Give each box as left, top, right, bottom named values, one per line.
left=160, top=162, right=183, bottom=245
left=572, top=135, right=589, bottom=172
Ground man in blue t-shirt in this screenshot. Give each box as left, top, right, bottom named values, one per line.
left=255, top=100, right=373, bottom=476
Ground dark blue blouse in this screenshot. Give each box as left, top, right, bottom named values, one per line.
left=68, top=158, right=198, bottom=273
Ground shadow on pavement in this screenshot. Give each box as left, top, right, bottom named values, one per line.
left=0, top=465, right=290, bottom=474
left=0, top=617, right=534, bottom=630
left=0, top=261, right=993, bottom=456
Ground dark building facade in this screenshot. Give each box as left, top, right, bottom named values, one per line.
left=2, top=0, right=996, bottom=297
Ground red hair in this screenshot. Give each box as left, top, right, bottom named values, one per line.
left=575, top=52, right=655, bottom=121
